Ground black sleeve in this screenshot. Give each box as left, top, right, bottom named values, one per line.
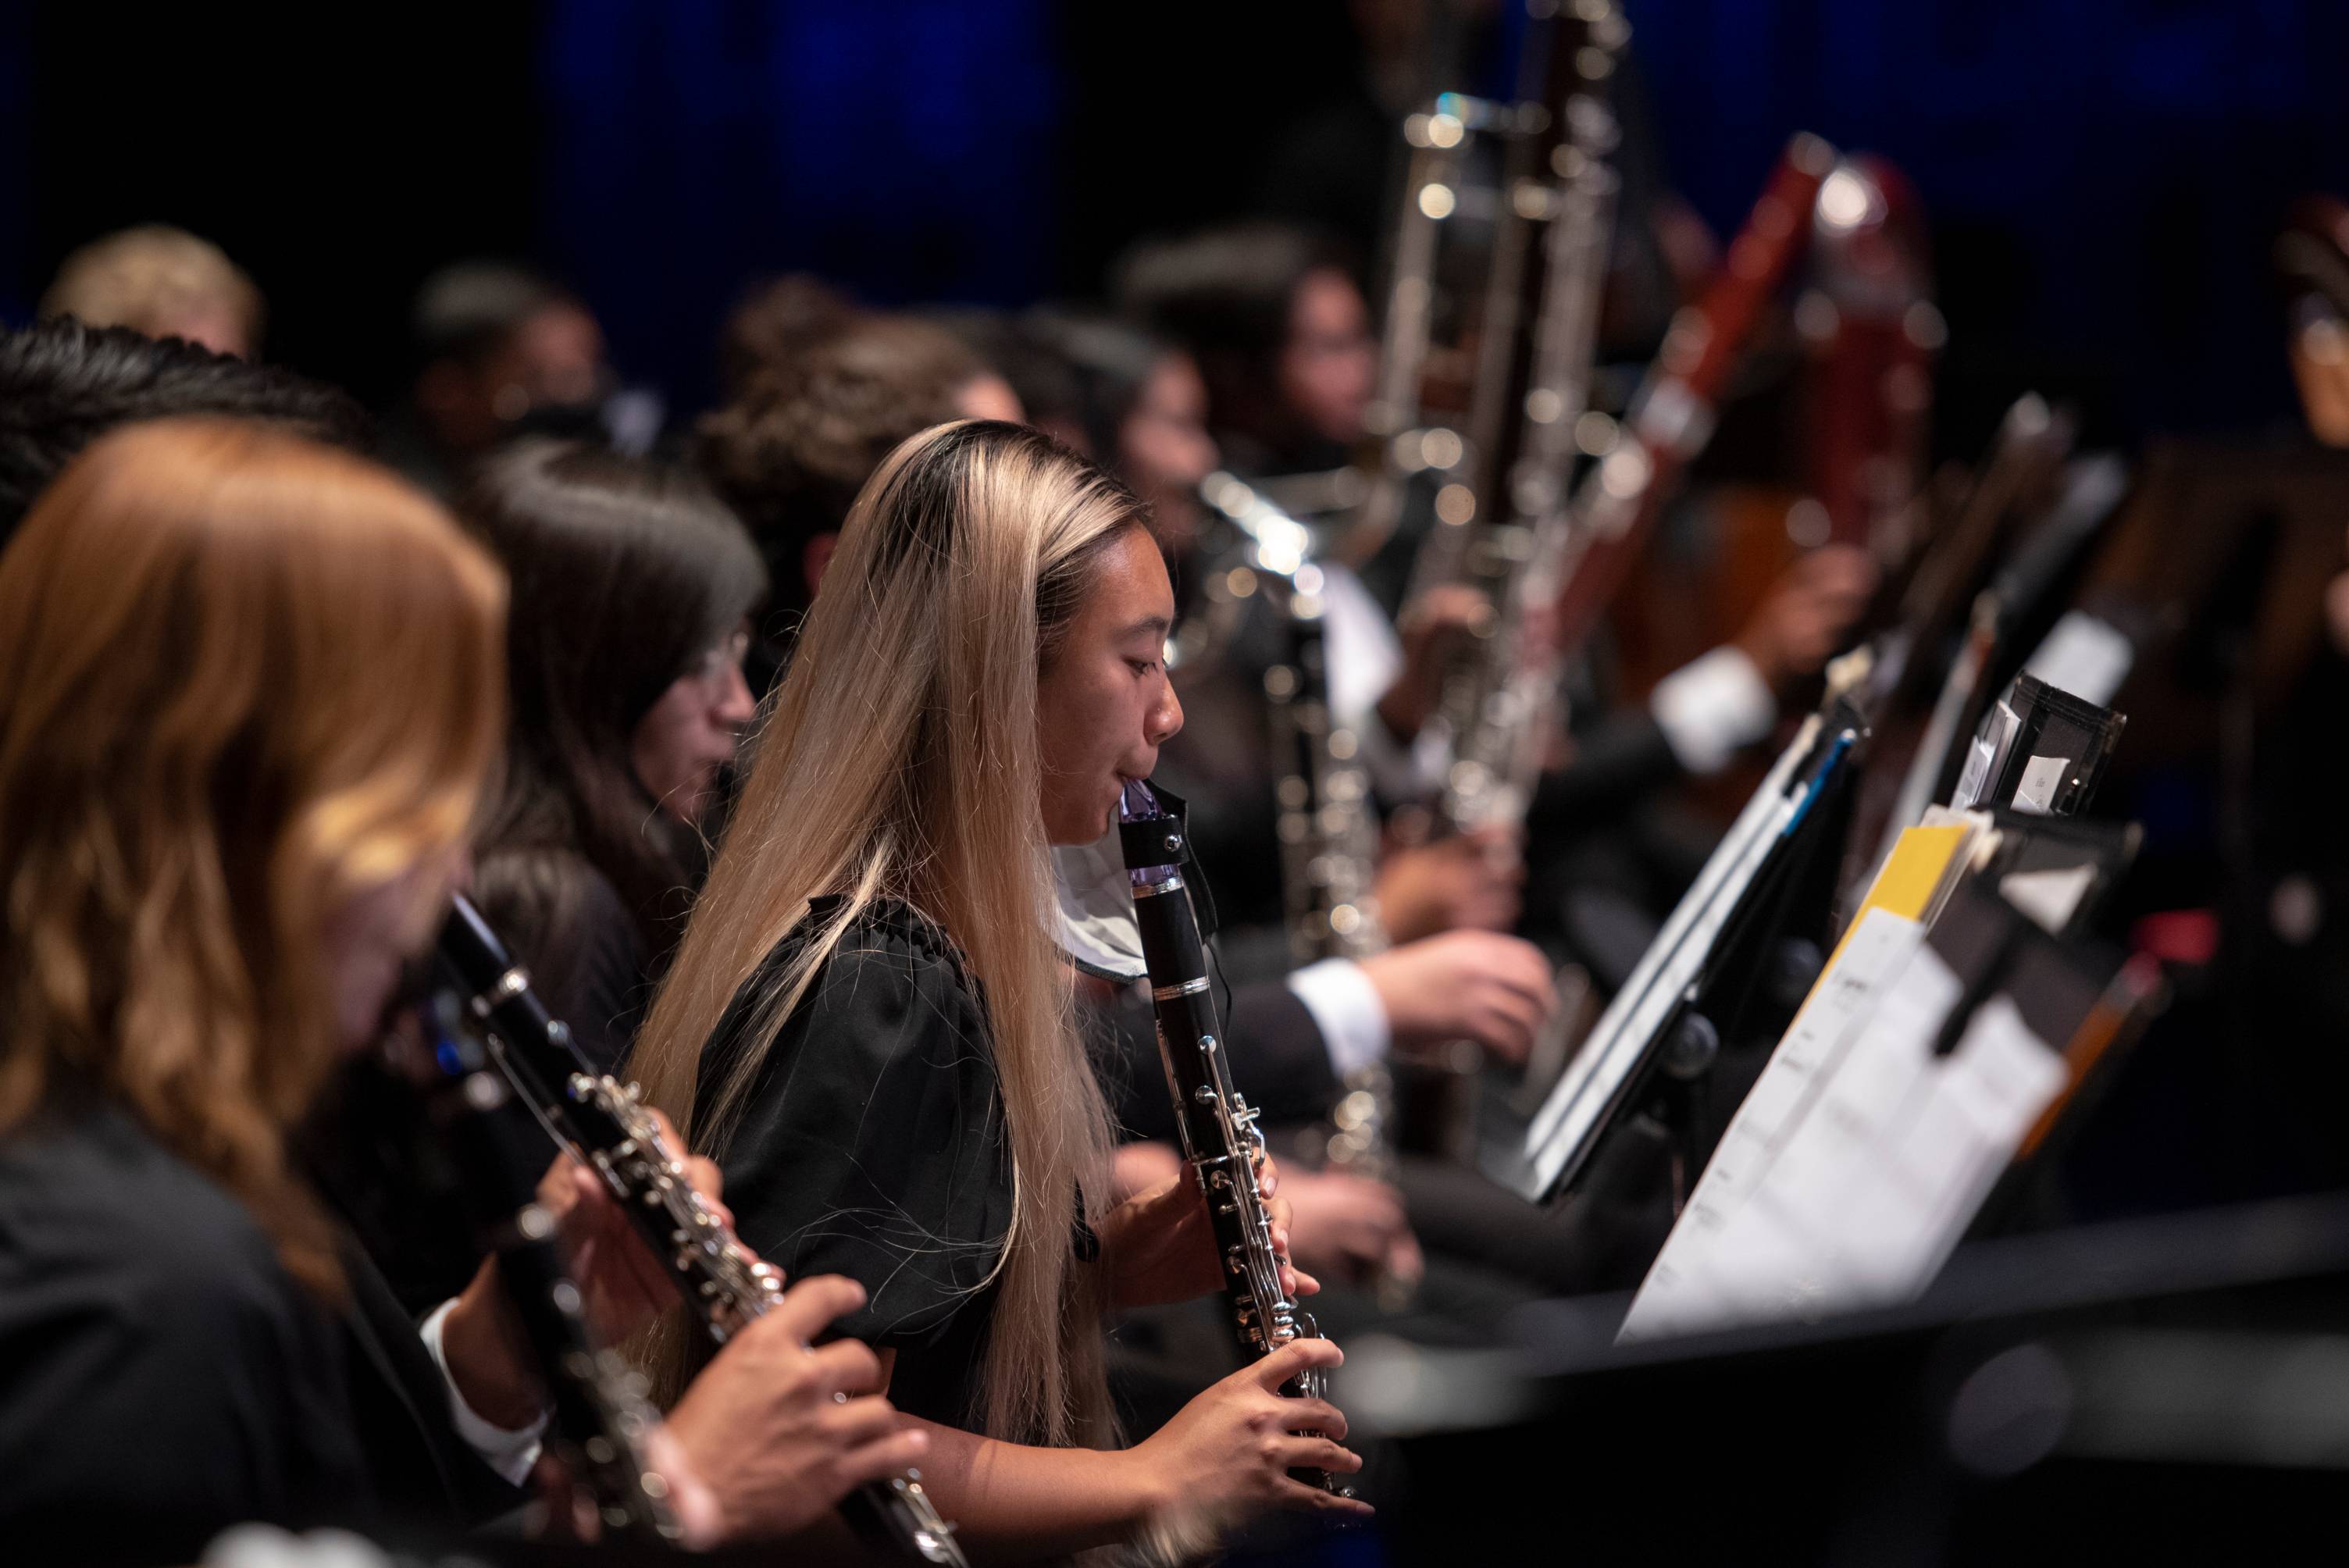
left=1528, top=710, right=1688, bottom=839
left=1224, top=981, right=1342, bottom=1128
left=711, top=920, right=1014, bottom=1351
left=337, top=1242, right=527, bottom=1529
left=540, top=871, right=651, bottom=1074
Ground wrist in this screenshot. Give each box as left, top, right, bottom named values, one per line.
left=1356, top=953, right=1420, bottom=1045
left=1105, top=1439, right=1180, bottom=1528
left=1375, top=683, right=1427, bottom=746
left=440, top=1263, right=547, bottom=1431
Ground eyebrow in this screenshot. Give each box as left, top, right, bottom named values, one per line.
left=1117, top=615, right=1174, bottom=641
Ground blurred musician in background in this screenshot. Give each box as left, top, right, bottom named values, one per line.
left=1120, top=221, right=1874, bottom=940
left=380, top=262, right=619, bottom=500
left=696, top=312, right=1023, bottom=692
left=0, top=319, right=366, bottom=554
left=715, top=272, right=860, bottom=403
left=461, top=437, right=765, bottom=1068
left=0, top=413, right=917, bottom=1559
left=1030, top=311, right=1581, bottom=1297
left=38, top=224, right=266, bottom=361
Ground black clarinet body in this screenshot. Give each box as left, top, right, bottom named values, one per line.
left=436, top=895, right=969, bottom=1566
left=1116, top=783, right=1349, bottom=1496
left=420, top=999, right=683, bottom=1545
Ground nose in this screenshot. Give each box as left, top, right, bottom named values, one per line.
left=713, top=661, right=758, bottom=729
left=1147, top=676, right=1184, bottom=747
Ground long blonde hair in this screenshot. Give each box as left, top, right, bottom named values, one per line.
left=633, top=419, right=1139, bottom=1447
left=0, top=418, right=507, bottom=1298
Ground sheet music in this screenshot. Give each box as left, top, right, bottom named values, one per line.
left=1619, top=923, right=2069, bottom=1343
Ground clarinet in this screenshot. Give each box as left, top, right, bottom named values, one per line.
left=436, top=896, right=969, bottom=1566
left=1114, top=782, right=1351, bottom=1497
left=1196, top=476, right=1402, bottom=1196
left=417, top=992, right=684, bottom=1545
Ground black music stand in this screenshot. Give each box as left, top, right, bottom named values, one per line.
left=1500, top=696, right=1868, bottom=1205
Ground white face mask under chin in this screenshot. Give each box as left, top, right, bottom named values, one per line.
left=1052, top=815, right=1149, bottom=982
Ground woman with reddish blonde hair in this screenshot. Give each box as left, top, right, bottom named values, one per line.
left=0, top=419, right=918, bottom=1561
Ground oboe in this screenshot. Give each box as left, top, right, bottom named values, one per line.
left=435, top=896, right=968, bottom=1566
left=1114, top=782, right=1350, bottom=1497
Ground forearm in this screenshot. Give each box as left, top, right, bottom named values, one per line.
left=907, top=1419, right=1164, bottom=1560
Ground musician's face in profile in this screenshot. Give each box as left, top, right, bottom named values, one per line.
left=321, top=846, right=468, bottom=1053
left=1121, top=353, right=1220, bottom=559
left=1281, top=267, right=1377, bottom=447
left=633, top=627, right=757, bottom=825
left=956, top=372, right=1026, bottom=425
left=1036, top=526, right=1184, bottom=844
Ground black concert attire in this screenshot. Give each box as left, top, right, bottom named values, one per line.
left=0, top=1091, right=520, bottom=1565
left=472, top=849, right=651, bottom=1076
left=695, top=897, right=1019, bottom=1431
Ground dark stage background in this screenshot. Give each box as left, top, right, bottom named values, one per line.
left=6, top=1, right=2348, bottom=452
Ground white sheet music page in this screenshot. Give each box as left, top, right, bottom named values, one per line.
left=1616, top=919, right=2069, bottom=1345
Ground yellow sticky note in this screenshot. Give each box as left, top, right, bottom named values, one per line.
left=1819, top=822, right=1973, bottom=975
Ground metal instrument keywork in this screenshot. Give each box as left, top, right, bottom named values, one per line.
left=1410, top=3, right=1629, bottom=839
left=1198, top=473, right=1406, bottom=1224
left=1116, top=781, right=1353, bottom=1498
left=435, top=896, right=969, bottom=1567
left=418, top=994, right=683, bottom=1545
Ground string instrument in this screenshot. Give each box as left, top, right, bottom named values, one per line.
left=1116, top=781, right=1350, bottom=1497
left=435, top=896, right=970, bottom=1566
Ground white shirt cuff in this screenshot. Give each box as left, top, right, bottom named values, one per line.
left=419, top=1297, right=551, bottom=1487
left=1649, top=645, right=1777, bottom=775
left=1285, top=957, right=1392, bottom=1080
left=1348, top=700, right=1441, bottom=803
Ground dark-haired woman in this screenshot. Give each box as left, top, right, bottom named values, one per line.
left=462, top=437, right=765, bottom=1073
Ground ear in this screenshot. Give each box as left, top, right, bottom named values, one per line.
left=802, top=532, right=839, bottom=597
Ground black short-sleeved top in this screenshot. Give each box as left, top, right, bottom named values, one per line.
left=696, top=896, right=1016, bottom=1431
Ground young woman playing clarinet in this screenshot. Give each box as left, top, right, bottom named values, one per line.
left=632, top=419, right=1374, bottom=1558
